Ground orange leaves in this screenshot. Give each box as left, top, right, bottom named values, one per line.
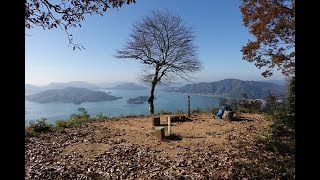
left=240, top=0, right=295, bottom=77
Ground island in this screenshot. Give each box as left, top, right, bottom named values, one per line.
left=126, top=96, right=156, bottom=104
left=25, top=87, right=122, bottom=104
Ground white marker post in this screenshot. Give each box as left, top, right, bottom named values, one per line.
left=167, top=116, right=172, bottom=136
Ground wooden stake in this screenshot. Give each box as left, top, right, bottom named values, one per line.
left=187, top=96, right=190, bottom=117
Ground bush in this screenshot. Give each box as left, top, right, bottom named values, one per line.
left=157, top=110, right=172, bottom=115
left=96, top=113, right=109, bottom=120
left=54, top=119, right=70, bottom=130
left=218, top=98, right=228, bottom=107
left=175, top=109, right=185, bottom=114
left=229, top=99, right=240, bottom=111
left=121, top=113, right=139, bottom=118
left=263, top=90, right=282, bottom=115
left=54, top=111, right=91, bottom=130
left=270, top=77, right=295, bottom=143
left=26, top=118, right=53, bottom=136
left=237, top=100, right=263, bottom=113
left=69, top=110, right=90, bottom=124
left=207, top=107, right=219, bottom=114
left=271, top=102, right=294, bottom=138
left=191, top=107, right=203, bottom=114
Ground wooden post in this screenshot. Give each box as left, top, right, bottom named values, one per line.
left=151, top=116, right=160, bottom=126
left=154, top=127, right=165, bottom=140
left=187, top=96, right=190, bottom=117
left=167, top=116, right=172, bottom=136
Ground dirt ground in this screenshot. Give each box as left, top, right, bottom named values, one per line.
left=26, top=112, right=283, bottom=179
left=62, top=112, right=270, bottom=161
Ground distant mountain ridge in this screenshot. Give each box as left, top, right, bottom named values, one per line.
left=163, top=78, right=286, bottom=99
left=25, top=84, right=43, bottom=95
left=46, top=81, right=100, bottom=90
left=258, top=79, right=286, bottom=86
left=106, top=82, right=147, bottom=90
left=25, top=87, right=122, bottom=104
left=25, top=81, right=100, bottom=95
left=26, top=81, right=148, bottom=95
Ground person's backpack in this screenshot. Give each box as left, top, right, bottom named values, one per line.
left=216, top=108, right=225, bottom=119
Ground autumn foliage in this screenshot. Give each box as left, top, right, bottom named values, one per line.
left=240, top=0, right=295, bottom=77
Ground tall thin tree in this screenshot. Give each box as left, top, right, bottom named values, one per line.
left=115, top=10, right=202, bottom=114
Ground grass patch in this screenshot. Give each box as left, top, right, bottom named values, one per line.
left=191, top=107, right=203, bottom=114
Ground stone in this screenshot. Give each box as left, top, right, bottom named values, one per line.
left=154, top=127, right=165, bottom=140
left=151, top=116, right=160, bottom=126
left=223, top=111, right=234, bottom=121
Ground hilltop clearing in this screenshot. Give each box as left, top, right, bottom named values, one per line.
left=25, top=113, right=294, bottom=179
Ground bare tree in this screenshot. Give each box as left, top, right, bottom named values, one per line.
left=115, top=10, right=202, bottom=114
left=25, top=0, right=136, bottom=50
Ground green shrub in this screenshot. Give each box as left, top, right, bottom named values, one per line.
left=263, top=90, right=282, bottom=115
left=207, top=107, right=219, bottom=114
left=96, top=113, right=109, bottom=120
left=54, top=111, right=91, bottom=130
left=270, top=77, right=295, bottom=144
left=157, top=110, right=172, bottom=115
left=26, top=118, right=53, bottom=136
left=238, top=108, right=250, bottom=113
left=54, top=119, right=70, bottom=130
left=271, top=103, right=295, bottom=139
left=122, top=113, right=139, bottom=118
left=175, top=109, right=185, bottom=114
left=69, top=110, right=90, bottom=124
left=238, top=100, right=262, bottom=113
left=191, top=107, right=203, bottom=114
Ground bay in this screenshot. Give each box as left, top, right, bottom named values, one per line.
left=25, top=89, right=220, bottom=125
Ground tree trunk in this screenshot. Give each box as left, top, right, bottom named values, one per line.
left=148, top=82, right=156, bottom=114
left=148, top=64, right=160, bottom=115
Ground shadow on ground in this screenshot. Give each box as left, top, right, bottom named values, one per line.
left=164, top=133, right=183, bottom=141
left=183, top=136, right=206, bottom=139
left=232, top=116, right=254, bottom=122
left=229, top=138, right=295, bottom=179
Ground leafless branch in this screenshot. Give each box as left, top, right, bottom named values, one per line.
left=25, top=0, right=136, bottom=50
left=115, top=10, right=202, bottom=114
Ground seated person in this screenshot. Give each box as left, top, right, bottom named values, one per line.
left=216, top=108, right=224, bottom=119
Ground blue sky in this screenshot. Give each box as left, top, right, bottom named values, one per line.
left=26, top=0, right=284, bottom=86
